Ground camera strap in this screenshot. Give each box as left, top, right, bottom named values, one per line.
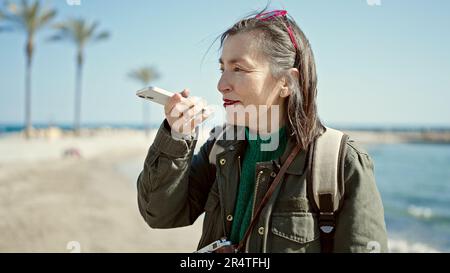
left=235, top=143, right=303, bottom=253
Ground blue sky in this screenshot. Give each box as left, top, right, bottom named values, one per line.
left=1, top=0, right=449, bottom=127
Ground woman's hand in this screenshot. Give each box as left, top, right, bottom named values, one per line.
left=164, top=89, right=212, bottom=136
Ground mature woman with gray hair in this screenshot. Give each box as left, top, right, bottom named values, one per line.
left=137, top=9, right=388, bottom=253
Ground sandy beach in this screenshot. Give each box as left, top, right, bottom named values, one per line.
left=0, top=130, right=205, bottom=253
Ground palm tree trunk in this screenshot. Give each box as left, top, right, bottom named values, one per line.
left=74, top=49, right=83, bottom=136
left=24, top=38, right=33, bottom=139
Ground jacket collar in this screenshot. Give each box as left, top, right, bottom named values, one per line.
left=214, top=125, right=308, bottom=176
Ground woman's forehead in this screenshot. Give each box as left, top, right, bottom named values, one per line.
left=220, top=33, right=267, bottom=66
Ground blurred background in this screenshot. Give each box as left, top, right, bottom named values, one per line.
left=0, top=0, right=449, bottom=252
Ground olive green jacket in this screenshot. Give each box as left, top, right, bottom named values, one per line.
left=137, top=121, right=388, bottom=253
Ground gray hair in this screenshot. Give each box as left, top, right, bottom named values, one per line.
left=219, top=10, right=325, bottom=149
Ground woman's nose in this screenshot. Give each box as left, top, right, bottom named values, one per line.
left=217, top=74, right=232, bottom=94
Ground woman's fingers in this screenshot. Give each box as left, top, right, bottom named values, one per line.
left=163, top=88, right=213, bottom=135
left=180, top=88, right=190, bottom=98
left=164, top=93, right=182, bottom=117
left=186, top=105, right=214, bottom=129
left=164, top=89, right=192, bottom=115
left=182, top=98, right=206, bottom=119
left=168, top=98, right=212, bottom=135
left=165, top=90, right=194, bottom=117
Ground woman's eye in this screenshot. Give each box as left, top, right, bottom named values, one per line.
left=219, top=66, right=246, bottom=73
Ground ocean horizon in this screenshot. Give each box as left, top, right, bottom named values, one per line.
left=2, top=123, right=450, bottom=135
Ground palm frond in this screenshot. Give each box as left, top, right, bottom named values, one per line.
left=46, top=33, right=63, bottom=41
left=75, top=19, right=86, bottom=45
left=2, top=2, right=25, bottom=28
left=86, top=21, right=98, bottom=38
left=94, top=31, right=109, bottom=42
left=24, top=0, right=39, bottom=32
left=50, top=18, right=109, bottom=48
left=36, top=9, right=56, bottom=29
left=0, top=0, right=55, bottom=34
left=128, top=67, right=160, bottom=86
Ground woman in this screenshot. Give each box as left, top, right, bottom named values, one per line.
left=137, top=9, right=388, bottom=253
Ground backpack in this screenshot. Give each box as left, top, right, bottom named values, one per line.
left=208, top=125, right=349, bottom=253
left=307, top=126, right=349, bottom=253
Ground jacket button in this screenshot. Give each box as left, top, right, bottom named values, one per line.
left=258, top=227, right=265, bottom=235
left=226, top=214, right=233, bottom=221
left=270, top=171, right=276, bottom=178
left=220, top=158, right=226, bottom=165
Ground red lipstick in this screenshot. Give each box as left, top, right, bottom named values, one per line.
left=223, top=99, right=240, bottom=107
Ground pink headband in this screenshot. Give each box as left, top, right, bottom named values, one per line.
left=255, top=10, right=299, bottom=50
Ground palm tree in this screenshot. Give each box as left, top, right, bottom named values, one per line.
left=128, top=67, right=160, bottom=136
left=0, top=0, right=56, bottom=139
left=49, top=18, right=109, bottom=135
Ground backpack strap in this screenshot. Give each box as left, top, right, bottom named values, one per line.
left=307, top=126, right=349, bottom=253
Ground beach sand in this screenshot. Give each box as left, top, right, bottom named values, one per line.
left=0, top=130, right=203, bottom=253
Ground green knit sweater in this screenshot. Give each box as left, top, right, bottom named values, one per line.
left=229, top=126, right=287, bottom=244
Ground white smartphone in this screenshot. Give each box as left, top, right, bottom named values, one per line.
left=136, top=86, right=174, bottom=106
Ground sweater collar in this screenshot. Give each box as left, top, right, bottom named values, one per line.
left=214, top=124, right=308, bottom=175
left=245, top=126, right=287, bottom=152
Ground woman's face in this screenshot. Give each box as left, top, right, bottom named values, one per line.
left=217, top=32, right=289, bottom=131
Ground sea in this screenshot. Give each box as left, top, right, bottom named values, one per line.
left=366, top=143, right=450, bottom=252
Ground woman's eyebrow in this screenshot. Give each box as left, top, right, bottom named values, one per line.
left=219, top=57, right=253, bottom=66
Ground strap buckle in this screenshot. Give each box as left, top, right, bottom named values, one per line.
left=319, top=212, right=336, bottom=234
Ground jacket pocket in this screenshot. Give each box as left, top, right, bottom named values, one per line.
left=269, top=212, right=321, bottom=253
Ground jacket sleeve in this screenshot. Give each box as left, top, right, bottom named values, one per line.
left=333, top=139, right=389, bottom=253
left=137, top=120, right=216, bottom=228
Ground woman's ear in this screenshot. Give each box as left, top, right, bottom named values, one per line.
left=280, top=68, right=299, bottom=98
left=290, top=68, right=300, bottom=82
left=280, top=85, right=290, bottom=98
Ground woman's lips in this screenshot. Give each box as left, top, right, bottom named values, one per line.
left=223, top=99, right=240, bottom=107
